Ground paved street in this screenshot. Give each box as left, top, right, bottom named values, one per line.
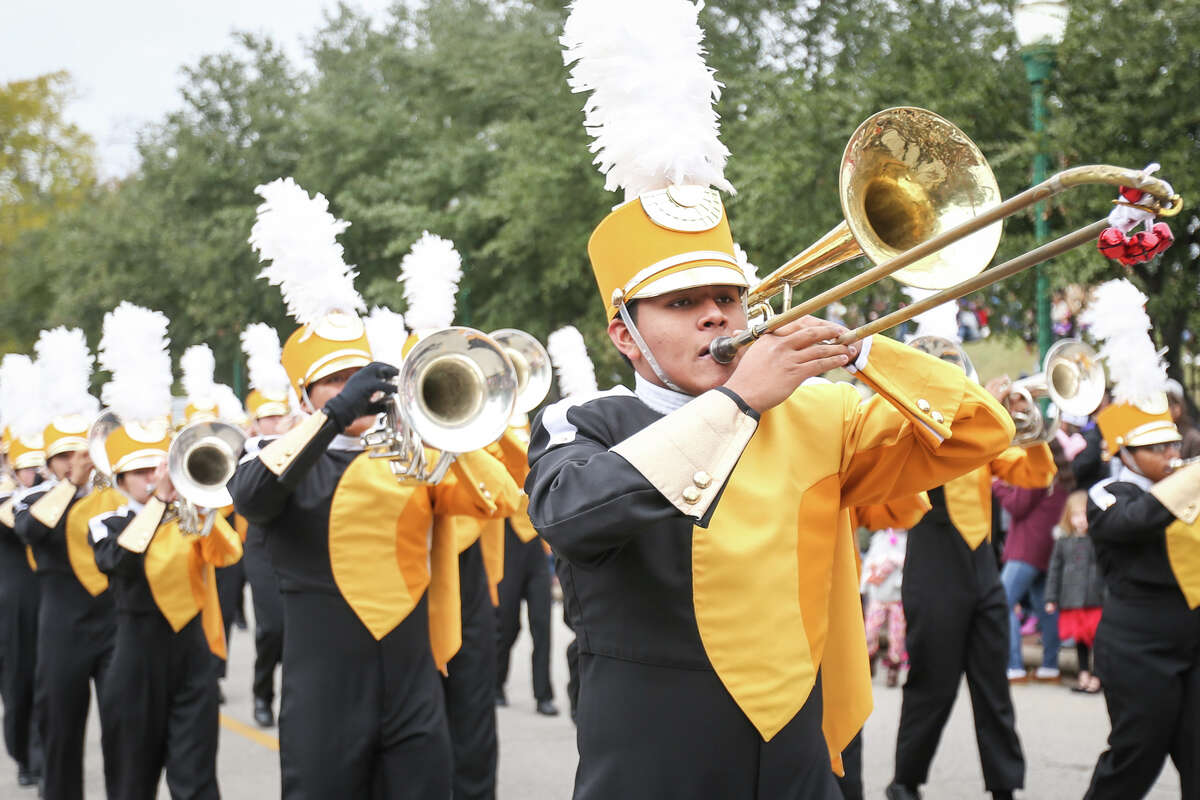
left=2, top=606, right=1181, bottom=799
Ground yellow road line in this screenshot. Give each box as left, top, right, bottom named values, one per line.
left=219, top=712, right=280, bottom=751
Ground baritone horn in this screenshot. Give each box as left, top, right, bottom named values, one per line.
left=490, top=329, right=551, bottom=413
left=709, top=107, right=1181, bottom=363
left=87, top=409, right=121, bottom=488
left=1004, top=339, right=1106, bottom=445
left=362, top=327, right=517, bottom=484
left=166, top=421, right=247, bottom=535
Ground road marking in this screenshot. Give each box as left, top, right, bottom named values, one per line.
left=220, top=712, right=280, bottom=751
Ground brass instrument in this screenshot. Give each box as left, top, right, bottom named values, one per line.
left=362, top=327, right=517, bottom=484
left=1004, top=339, right=1106, bottom=446
left=87, top=409, right=121, bottom=489
left=1169, top=456, right=1199, bottom=471
left=710, top=107, right=1181, bottom=363
left=906, top=335, right=978, bottom=384
left=490, top=329, right=552, bottom=414
left=166, top=421, right=246, bottom=535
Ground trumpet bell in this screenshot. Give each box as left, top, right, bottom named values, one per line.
left=490, top=329, right=551, bottom=413
left=1043, top=339, right=1106, bottom=417
left=87, top=409, right=121, bottom=479
left=398, top=327, right=517, bottom=454
left=167, top=421, right=247, bottom=509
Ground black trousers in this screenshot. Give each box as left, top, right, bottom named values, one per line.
left=243, top=536, right=283, bottom=704
left=574, top=654, right=840, bottom=799
left=496, top=525, right=552, bottom=701
left=442, top=542, right=498, bottom=800
left=836, top=731, right=864, bottom=800
left=0, top=562, right=40, bottom=771
left=35, top=573, right=117, bottom=800
left=213, top=559, right=245, bottom=680
left=102, top=612, right=220, bottom=800
left=1084, top=593, right=1200, bottom=799
left=279, top=590, right=450, bottom=800
left=894, top=524, right=1024, bottom=793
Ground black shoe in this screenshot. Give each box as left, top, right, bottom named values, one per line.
left=536, top=699, right=560, bottom=717
left=992, top=793, right=1014, bottom=800
left=253, top=697, right=275, bottom=728
left=17, top=764, right=36, bottom=787
left=218, top=686, right=226, bottom=705
left=885, top=783, right=921, bottom=800
left=495, top=688, right=507, bottom=707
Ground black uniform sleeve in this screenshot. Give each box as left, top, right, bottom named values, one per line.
left=89, top=512, right=142, bottom=577
left=12, top=489, right=51, bottom=546
left=229, top=416, right=340, bottom=525
left=526, top=399, right=690, bottom=566
left=1071, top=427, right=1106, bottom=489
left=1044, top=540, right=1064, bottom=606
left=1087, top=481, right=1176, bottom=545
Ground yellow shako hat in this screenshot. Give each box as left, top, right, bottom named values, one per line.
left=249, top=178, right=371, bottom=397
left=181, top=343, right=250, bottom=425
left=98, top=303, right=176, bottom=475
left=1080, top=279, right=1181, bottom=456
left=241, top=323, right=293, bottom=419
left=9, top=433, right=46, bottom=470
left=1, top=354, right=49, bottom=469
left=33, top=327, right=101, bottom=459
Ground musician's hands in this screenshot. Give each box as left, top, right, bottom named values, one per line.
left=723, top=317, right=857, bottom=413
left=322, top=362, right=400, bottom=430
left=985, top=376, right=1011, bottom=403
left=151, top=459, right=178, bottom=504
left=66, top=450, right=94, bottom=487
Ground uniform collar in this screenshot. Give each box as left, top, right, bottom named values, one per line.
left=634, top=373, right=693, bottom=415
left=1115, top=461, right=1154, bottom=492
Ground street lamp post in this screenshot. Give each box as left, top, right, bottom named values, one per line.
left=1014, top=0, right=1069, bottom=362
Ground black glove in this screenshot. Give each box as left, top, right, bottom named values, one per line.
left=321, top=362, right=399, bottom=431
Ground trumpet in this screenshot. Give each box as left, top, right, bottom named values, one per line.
left=1003, top=339, right=1106, bottom=446
left=1169, top=456, right=1199, bottom=471
left=87, top=409, right=121, bottom=489
left=165, top=421, right=246, bottom=535
left=490, top=329, right=551, bottom=414
left=709, top=107, right=1181, bottom=363
left=361, top=327, right=517, bottom=484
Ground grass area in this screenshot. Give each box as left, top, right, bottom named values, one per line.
left=964, top=335, right=1042, bottom=383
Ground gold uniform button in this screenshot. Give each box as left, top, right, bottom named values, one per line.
left=916, top=399, right=931, bottom=414
left=693, top=471, right=712, bottom=489
left=932, top=411, right=945, bottom=424
left=681, top=486, right=702, bottom=505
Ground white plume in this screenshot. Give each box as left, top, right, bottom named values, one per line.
left=240, top=323, right=290, bottom=398
left=1080, top=279, right=1167, bottom=408
left=364, top=307, right=409, bottom=368
left=903, top=287, right=961, bottom=344
left=34, top=327, right=98, bottom=420
left=734, top=243, right=759, bottom=284
left=180, top=344, right=217, bottom=407
left=561, top=0, right=734, bottom=196
left=213, top=384, right=245, bottom=421
left=0, top=354, right=45, bottom=440
left=250, top=177, right=365, bottom=327
left=547, top=326, right=599, bottom=398
left=98, top=302, right=173, bottom=425
left=399, top=232, right=462, bottom=331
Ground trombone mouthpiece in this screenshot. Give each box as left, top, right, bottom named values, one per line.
left=710, top=337, right=738, bottom=364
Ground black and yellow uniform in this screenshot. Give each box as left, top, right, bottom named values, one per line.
left=239, top=436, right=285, bottom=712
left=230, top=409, right=520, bottom=799
left=1082, top=462, right=1200, bottom=798
left=89, top=497, right=242, bottom=800
left=892, top=444, right=1055, bottom=796
left=526, top=335, right=1015, bottom=799
left=13, top=481, right=122, bottom=799
left=0, top=484, right=41, bottom=779
left=496, top=516, right=553, bottom=707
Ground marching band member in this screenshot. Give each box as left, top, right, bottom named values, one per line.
left=238, top=322, right=294, bottom=728
left=887, top=311, right=1055, bottom=800
left=233, top=179, right=519, bottom=798
left=0, top=355, right=45, bottom=787
left=529, top=5, right=1016, bottom=796
left=1080, top=280, right=1199, bottom=798
left=87, top=303, right=241, bottom=800
left=12, top=329, right=119, bottom=800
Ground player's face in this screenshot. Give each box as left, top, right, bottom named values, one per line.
left=117, top=467, right=157, bottom=505
left=608, top=285, right=747, bottom=396
left=305, top=368, right=376, bottom=436
left=1125, top=440, right=1181, bottom=483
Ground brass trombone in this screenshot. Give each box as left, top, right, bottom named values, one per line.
left=362, top=327, right=517, bottom=484
left=710, top=107, right=1182, bottom=363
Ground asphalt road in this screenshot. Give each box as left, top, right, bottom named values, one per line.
left=0, top=603, right=1181, bottom=799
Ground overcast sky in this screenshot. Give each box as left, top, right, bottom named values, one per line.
left=2, top=0, right=397, bottom=178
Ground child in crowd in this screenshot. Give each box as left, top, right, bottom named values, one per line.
left=862, top=527, right=908, bottom=687
left=1044, top=490, right=1105, bottom=693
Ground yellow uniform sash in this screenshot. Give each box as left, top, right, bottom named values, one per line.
left=1166, top=518, right=1200, bottom=609
left=66, top=487, right=124, bottom=596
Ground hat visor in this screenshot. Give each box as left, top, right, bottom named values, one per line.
left=305, top=353, right=371, bottom=390
left=629, top=264, right=750, bottom=302
left=45, top=438, right=87, bottom=459
left=1125, top=422, right=1182, bottom=449
left=113, top=451, right=168, bottom=475
left=12, top=453, right=46, bottom=470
